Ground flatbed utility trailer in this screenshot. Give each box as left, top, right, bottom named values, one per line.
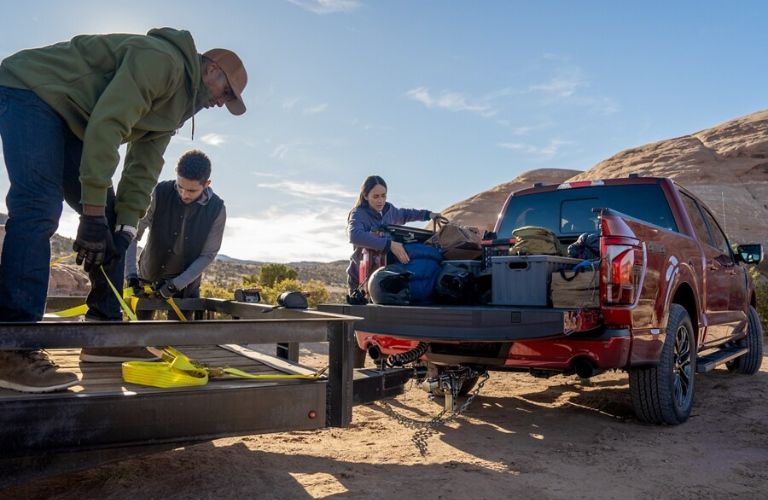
left=0, top=297, right=413, bottom=488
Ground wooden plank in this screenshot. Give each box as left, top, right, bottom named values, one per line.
left=0, top=345, right=317, bottom=400
left=218, top=344, right=319, bottom=376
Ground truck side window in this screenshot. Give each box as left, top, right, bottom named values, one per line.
left=700, top=207, right=732, bottom=257
left=680, top=193, right=711, bottom=244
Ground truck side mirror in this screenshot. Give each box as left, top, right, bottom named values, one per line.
left=735, top=244, right=763, bottom=264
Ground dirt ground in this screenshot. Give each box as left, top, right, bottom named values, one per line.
left=2, top=345, right=768, bottom=499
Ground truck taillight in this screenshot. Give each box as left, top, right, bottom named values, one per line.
left=601, top=238, right=646, bottom=306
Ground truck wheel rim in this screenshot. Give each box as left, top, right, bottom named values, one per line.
left=673, top=324, right=693, bottom=407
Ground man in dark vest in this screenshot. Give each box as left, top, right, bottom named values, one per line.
left=122, top=149, right=226, bottom=324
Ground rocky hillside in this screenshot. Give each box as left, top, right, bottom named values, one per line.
left=441, top=110, right=768, bottom=245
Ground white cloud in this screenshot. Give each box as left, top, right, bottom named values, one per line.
left=271, top=144, right=292, bottom=160
left=201, top=133, right=227, bottom=146
left=258, top=181, right=356, bottom=204
left=282, top=97, right=301, bottom=110
left=497, top=138, right=573, bottom=159
left=250, top=171, right=282, bottom=179
left=55, top=207, right=81, bottom=239
left=529, top=75, right=586, bottom=98
left=286, top=0, right=361, bottom=14
left=303, top=103, right=328, bottom=115
left=405, top=87, right=494, bottom=116
left=220, top=207, right=350, bottom=262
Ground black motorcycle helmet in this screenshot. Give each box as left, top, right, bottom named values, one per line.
left=435, top=263, right=476, bottom=304
left=367, top=265, right=412, bottom=305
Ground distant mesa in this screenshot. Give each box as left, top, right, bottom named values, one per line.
left=440, top=109, right=768, bottom=244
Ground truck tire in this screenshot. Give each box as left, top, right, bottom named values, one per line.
left=427, top=363, right=479, bottom=397
left=629, top=304, right=696, bottom=425
left=726, top=305, right=764, bottom=375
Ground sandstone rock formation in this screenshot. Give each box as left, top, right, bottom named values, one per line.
left=48, top=263, right=91, bottom=296
left=441, top=110, right=768, bottom=244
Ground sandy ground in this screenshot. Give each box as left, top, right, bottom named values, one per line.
left=2, top=345, right=768, bottom=500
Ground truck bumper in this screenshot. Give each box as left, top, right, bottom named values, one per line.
left=355, top=327, right=632, bottom=371
left=501, top=328, right=631, bottom=370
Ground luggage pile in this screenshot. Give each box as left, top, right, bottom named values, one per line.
left=360, top=220, right=601, bottom=310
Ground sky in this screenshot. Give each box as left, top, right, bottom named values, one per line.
left=0, top=0, right=766, bottom=262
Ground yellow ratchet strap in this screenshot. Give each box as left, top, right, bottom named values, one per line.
left=50, top=251, right=77, bottom=266
left=165, top=296, right=187, bottom=321
left=109, top=273, right=322, bottom=388
left=47, top=303, right=90, bottom=318
left=122, top=346, right=323, bottom=389
left=100, top=266, right=137, bottom=321
left=45, top=265, right=137, bottom=319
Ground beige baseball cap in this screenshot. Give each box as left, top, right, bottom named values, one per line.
left=203, top=48, right=248, bottom=115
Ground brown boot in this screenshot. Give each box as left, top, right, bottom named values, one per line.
left=0, top=350, right=79, bottom=393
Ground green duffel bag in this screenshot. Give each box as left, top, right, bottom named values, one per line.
left=510, top=226, right=565, bottom=256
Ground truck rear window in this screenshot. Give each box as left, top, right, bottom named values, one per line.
left=497, top=184, right=678, bottom=237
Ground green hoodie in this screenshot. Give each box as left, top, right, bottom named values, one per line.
left=0, top=28, right=211, bottom=226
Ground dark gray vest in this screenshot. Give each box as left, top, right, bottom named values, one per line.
left=143, top=180, right=224, bottom=279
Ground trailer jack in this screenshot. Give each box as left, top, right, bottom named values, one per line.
left=418, top=365, right=487, bottom=412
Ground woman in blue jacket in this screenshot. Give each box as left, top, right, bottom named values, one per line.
left=346, top=175, right=440, bottom=292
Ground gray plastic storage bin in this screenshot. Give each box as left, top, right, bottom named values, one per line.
left=491, top=255, right=582, bottom=306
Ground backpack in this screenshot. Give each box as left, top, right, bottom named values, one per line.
left=510, top=226, right=564, bottom=256
left=426, top=217, right=483, bottom=260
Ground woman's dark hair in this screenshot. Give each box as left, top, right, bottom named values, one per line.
left=348, top=175, right=387, bottom=220
left=177, top=150, right=212, bottom=181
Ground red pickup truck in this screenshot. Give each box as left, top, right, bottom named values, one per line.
left=323, top=176, right=764, bottom=425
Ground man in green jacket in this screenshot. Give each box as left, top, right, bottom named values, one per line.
left=0, top=28, right=247, bottom=393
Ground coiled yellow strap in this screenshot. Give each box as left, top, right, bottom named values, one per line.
left=122, top=346, right=322, bottom=388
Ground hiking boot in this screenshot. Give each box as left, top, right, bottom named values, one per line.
left=0, top=350, right=79, bottom=393
left=80, top=347, right=161, bottom=363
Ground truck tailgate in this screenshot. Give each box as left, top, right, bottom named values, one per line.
left=318, top=304, right=574, bottom=341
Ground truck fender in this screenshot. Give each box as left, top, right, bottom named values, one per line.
left=660, top=256, right=700, bottom=337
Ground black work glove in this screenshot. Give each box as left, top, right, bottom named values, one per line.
left=126, top=275, right=144, bottom=296
left=102, top=230, right=133, bottom=272
left=155, top=280, right=178, bottom=300
left=73, top=215, right=114, bottom=272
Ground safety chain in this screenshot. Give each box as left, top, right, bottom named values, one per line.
left=380, top=372, right=490, bottom=456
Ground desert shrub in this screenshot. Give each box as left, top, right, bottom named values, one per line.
left=259, top=263, right=298, bottom=288
left=199, top=281, right=233, bottom=299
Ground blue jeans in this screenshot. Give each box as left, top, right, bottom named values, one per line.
left=0, top=86, right=124, bottom=321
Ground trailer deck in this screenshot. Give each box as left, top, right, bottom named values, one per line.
left=1, top=297, right=418, bottom=487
